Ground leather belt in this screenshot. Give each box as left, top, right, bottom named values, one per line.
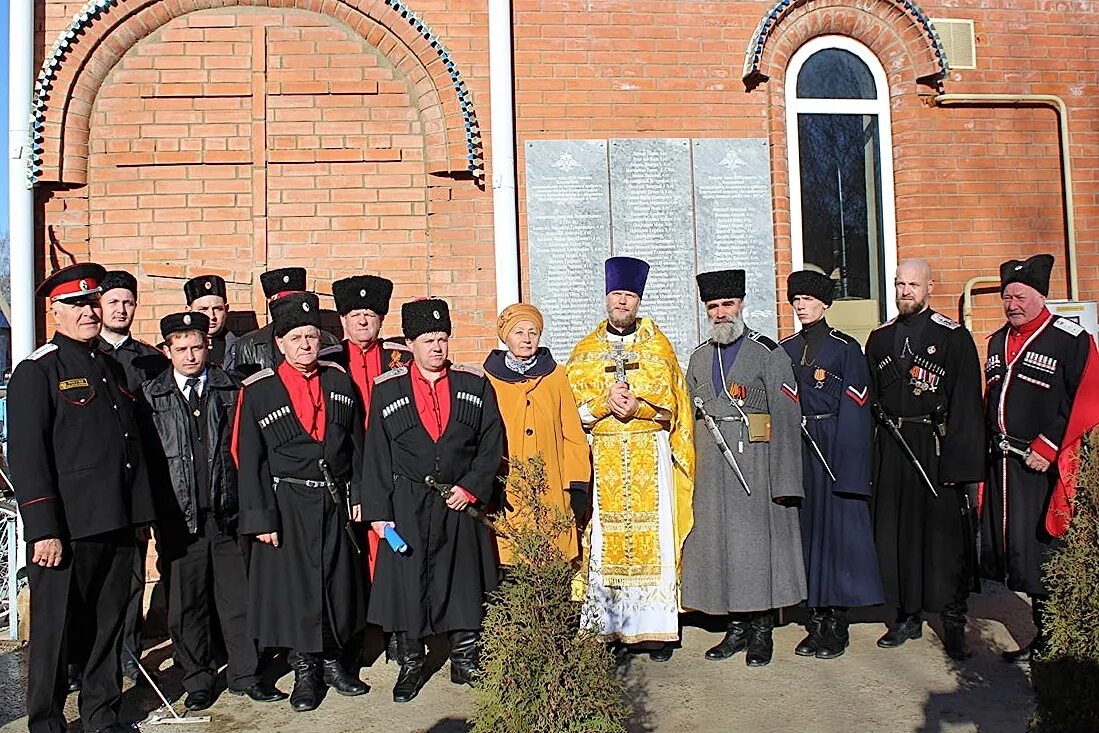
left=273, top=476, right=326, bottom=489
left=881, top=413, right=932, bottom=428
left=993, top=433, right=1030, bottom=453
left=803, top=412, right=837, bottom=421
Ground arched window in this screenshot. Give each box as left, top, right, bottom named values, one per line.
left=786, top=36, right=898, bottom=339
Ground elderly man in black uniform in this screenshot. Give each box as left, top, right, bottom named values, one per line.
left=364, top=298, right=503, bottom=703
left=234, top=291, right=367, bottom=712
left=142, top=312, right=285, bottom=710
left=184, top=274, right=239, bottom=370
left=866, top=258, right=985, bottom=661
left=321, top=274, right=411, bottom=580
left=9, top=263, right=157, bottom=733
left=981, top=254, right=1093, bottom=663
left=227, top=267, right=339, bottom=376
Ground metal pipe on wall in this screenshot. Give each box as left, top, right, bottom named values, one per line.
left=9, top=1, right=36, bottom=364
left=934, top=94, right=1079, bottom=302
left=488, top=0, right=520, bottom=314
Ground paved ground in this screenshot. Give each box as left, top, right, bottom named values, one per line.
left=0, top=582, right=1036, bottom=733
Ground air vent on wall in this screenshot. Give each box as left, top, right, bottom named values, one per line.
left=932, top=18, right=977, bottom=70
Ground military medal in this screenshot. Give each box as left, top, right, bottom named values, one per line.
left=813, top=367, right=826, bottom=389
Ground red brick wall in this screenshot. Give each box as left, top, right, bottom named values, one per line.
left=511, top=0, right=1099, bottom=347
left=34, top=0, right=496, bottom=359
left=33, top=0, right=1099, bottom=358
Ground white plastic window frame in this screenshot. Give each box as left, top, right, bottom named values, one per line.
left=785, top=34, right=899, bottom=329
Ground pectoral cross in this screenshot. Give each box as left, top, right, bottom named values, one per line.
left=604, top=340, right=639, bottom=386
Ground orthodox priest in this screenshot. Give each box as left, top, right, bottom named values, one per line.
left=184, top=274, right=239, bottom=370
left=866, top=259, right=985, bottom=661
left=364, top=298, right=503, bottom=703
left=565, top=257, right=694, bottom=662
left=981, top=254, right=1096, bottom=662
left=234, top=291, right=367, bottom=712
left=681, top=269, right=806, bottom=668
left=780, top=270, right=883, bottom=660
left=322, top=274, right=411, bottom=579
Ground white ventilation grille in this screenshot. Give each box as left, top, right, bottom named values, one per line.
left=932, top=18, right=977, bottom=70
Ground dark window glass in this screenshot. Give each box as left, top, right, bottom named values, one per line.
left=798, top=113, right=885, bottom=316
left=796, top=48, right=876, bottom=100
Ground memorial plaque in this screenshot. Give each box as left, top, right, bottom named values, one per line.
left=693, top=138, right=777, bottom=339
left=526, top=137, right=776, bottom=366
left=610, top=138, right=698, bottom=362
left=526, top=140, right=611, bottom=361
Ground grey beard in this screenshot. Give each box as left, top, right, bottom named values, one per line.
left=709, top=317, right=744, bottom=345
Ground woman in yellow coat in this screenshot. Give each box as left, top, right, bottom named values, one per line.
left=484, top=303, right=592, bottom=564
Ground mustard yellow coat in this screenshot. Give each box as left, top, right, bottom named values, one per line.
left=484, top=349, right=592, bottom=563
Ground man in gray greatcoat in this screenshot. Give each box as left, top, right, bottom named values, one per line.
left=681, top=269, right=807, bottom=667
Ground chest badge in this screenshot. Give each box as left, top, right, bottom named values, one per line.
left=927, top=345, right=936, bottom=355
left=59, top=378, right=90, bottom=390
left=813, top=367, right=826, bottom=389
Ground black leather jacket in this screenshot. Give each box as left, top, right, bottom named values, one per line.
left=141, top=365, right=241, bottom=534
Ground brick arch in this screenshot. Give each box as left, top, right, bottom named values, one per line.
left=743, top=0, right=948, bottom=93
left=30, top=0, right=481, bottom=187
left=752, top=2, right=947, bottom=317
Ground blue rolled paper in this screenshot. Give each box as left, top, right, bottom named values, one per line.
left=384, top=525, right=408, bottom=553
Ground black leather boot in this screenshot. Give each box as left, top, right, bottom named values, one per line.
left=448, top=630, right=480, bottom=686
left=795, top=609, right=825, bottom=657
left=746, top=611, right=775, bottom=667
left=940, top=602, right=971, bottom=661
left=648, top=643, right=674, bottom=662
left=877, top=611, right=923, bottom=648
left=288, top=651, right=323, bottom=712
left=1003, top=595, right=1046, bottom=663
left=705, top=615, right=751, bottom=660
left=816, top=608, right=849, bottom=660
left=393, top=633, right=426, bottom=702
left=322, top=657, right=367, bottom=696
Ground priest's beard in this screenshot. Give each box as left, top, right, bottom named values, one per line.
left=606, top=303, right=639, bottom=332
left=709, top=315, right=744, bottom=345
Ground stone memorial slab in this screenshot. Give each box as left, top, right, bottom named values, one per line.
left=693, top=138, right=777, bottom=339
left=526, top=140, right=611, bottom=361
left=526, top=137, right=776, bottom=366
left=609, top=138, right=698, bottom=361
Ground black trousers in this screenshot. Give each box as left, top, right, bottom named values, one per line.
left=167, top=516, right=258, bottom=693
left=120, top=537, right=149, bottom=663
left=28, top=530, right=137, bottom=733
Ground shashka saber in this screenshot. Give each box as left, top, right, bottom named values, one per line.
left=693, top=397, right=751, bottom=496
left=800, top=418, right=837, bottom=483
left=318, top=459, right=363, bottom=555
left=424, top=475, right=507, bottom=537
left=871, top=404, right=939, bottom=499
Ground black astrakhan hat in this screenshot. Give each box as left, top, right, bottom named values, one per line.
left=101, top=270, right=138, bottom=297
left=184, top=275, right=227, bottom=305
left=160, top=311, right=210, bottom=340
left=332, top=275, right=394, bottom=316
left=787, top=270, right=835, bottom=306
left=260, top=267, right=307, bottom=300
left=270, top=292, right=322, bottom=338
left=1000, top=254, right=1054, bottom=297
left=36, top=262, right=107, bottom=302
left=402, top=298, right=452, bottom=341
left=696, top=270, right=745, bottom=302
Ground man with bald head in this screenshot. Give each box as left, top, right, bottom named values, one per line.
left=865, top=259, right=985, bottom=661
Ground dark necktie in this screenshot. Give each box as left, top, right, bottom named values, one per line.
left=186, top=377, right=202, bottom=417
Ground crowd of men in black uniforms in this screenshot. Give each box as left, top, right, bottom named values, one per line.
left=8, top=251, right=1097, bottom=733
